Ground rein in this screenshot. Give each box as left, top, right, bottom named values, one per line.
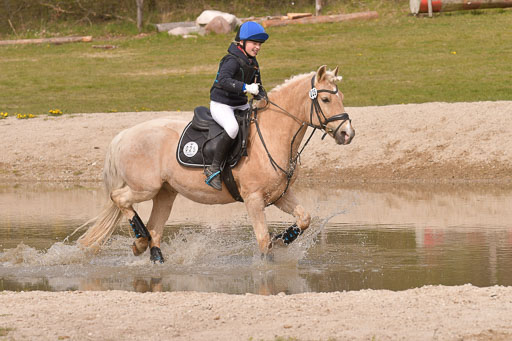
left=250, top=75, right=351, bottom=206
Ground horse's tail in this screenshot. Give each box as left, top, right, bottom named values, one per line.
left=74, top=132, right=126, bottom=252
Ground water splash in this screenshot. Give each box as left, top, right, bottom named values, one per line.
left=162, top=228, right=254, bottom=267
left=0, top=242, right=88, bottom=267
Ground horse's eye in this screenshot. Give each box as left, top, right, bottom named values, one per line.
left=321, top=97, right=330, bottom=103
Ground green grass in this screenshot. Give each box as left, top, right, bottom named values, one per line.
left=0, top=8, right=511, bottom=114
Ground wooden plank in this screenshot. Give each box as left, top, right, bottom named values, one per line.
left=287, top=12, right=313, bottom=20
left=0, top=36, right=92, bottom=46
left=261, top=11, right=379, bottom=28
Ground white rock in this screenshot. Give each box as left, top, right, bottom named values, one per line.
left=168, top=26, right=199, bottom=36
left=196, top=10, right=241, bottom=30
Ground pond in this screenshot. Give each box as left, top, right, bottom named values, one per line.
left=1, top=182, right=511, bottom=294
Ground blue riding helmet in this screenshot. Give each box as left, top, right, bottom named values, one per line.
left=235, top=21, right=269, bottom=43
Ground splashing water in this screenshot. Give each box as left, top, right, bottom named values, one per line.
left=0, top=242, right=88, bottom=267
left=0, top=194, right=355, bottom=294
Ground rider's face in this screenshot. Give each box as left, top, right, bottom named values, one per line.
left=243, top=40, right=262, bottom=57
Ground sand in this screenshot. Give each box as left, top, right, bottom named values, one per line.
left=1, top=101, right=512, bottom=184
left=1, top=101, right=512, bottom=340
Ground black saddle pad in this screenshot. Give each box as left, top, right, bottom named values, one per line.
left=176, top=106, right=250, bottom=168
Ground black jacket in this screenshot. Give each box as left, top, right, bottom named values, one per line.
left=210, top=43, right=262, bottom=106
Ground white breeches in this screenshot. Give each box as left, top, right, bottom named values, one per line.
left=210, top=101, right=250, bottom=139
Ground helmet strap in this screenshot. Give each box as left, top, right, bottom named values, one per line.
left=238, top=40, right=249, bottom=56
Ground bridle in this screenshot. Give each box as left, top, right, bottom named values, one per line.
left=250, top=75, right=351, bottom=206
left=308, top=75, right=351, bottom=140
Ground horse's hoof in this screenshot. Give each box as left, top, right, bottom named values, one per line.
left=150, top=246, right=164, bottom=263
left=132, top=237, right=149, bottom=256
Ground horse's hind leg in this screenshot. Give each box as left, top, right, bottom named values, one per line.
left=145, top=184, right=177, bottom=263
left=110, top=185, right=160, bottom=255
left=273, top=189, right=311, bottom=245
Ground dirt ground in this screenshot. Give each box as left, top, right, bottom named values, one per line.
left=1, top=101, right=512, bottom=340
left=1, top=101, right=511, bottom=185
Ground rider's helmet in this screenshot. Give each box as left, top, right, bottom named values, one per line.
left=235, top=21, right=269, bottom=43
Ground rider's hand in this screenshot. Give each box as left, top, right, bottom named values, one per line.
left=244, top=83, right=260, bottom=95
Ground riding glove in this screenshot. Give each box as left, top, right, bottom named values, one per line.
left=244, top=83, right=260, bottom=95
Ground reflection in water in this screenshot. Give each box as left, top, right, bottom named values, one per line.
left=1, top=183, right=512, bottom=294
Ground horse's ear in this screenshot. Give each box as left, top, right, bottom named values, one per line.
left=316, top=65, right=327, bottom=82
left=333, top=65, right=343, bottom=82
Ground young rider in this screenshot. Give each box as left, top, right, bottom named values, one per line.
left=205, top=21, right=269, bottom=190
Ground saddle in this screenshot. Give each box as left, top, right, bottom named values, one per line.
left=176, top=106, right=251, bottom=201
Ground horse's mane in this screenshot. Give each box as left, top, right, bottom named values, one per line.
left=269, top=69, right=341, bottom=94
left=269, top=72, right=314, bottom=94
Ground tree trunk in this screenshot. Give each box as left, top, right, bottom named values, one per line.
left=316, top=0, right=322, bottom=16
left=136, top=0, right=144, bottom=32
left=262, top=11, right=379, bottom=28
left=0, top=36, right=92, bottom=45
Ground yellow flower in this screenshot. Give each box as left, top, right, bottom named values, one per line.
left=451, top=51, right=457, bottom=55
left=49, top=109, right=63, bottom=116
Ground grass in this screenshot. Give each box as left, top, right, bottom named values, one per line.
left=0, top=7, right=511, bottom=114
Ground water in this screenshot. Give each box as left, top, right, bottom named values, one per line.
left=1, top=183, right=512, bottom=294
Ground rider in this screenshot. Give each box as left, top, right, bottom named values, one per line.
left=205, top=21, right=269, bottom=190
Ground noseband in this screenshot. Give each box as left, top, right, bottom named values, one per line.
left=308, top=75, right=351, bottom=140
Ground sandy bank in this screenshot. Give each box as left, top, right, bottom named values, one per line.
left=1, top=101, right=511, bottom=184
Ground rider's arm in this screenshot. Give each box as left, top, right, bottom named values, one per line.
left=216, top=57, right=245, bottom=94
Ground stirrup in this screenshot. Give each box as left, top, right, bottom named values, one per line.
left=205, top=170, right=220, bottom=185
left=204, top=168, right=222, bottom=190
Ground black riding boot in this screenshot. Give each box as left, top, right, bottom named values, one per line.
left=204, top=131, right=234, bottom=190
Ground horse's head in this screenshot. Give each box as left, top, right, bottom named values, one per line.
left=310, top=65, right=355, bottom=145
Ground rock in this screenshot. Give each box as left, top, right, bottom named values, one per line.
left=196, top=10, right=241, bottom=30
left=155, top=21, right=195, bottom=33
left=204, top=16, right=232, bottom=35
left=168, top=26, right=199, bottom=36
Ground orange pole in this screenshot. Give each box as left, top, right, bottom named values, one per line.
left=410, top=0, right=512, bottom=14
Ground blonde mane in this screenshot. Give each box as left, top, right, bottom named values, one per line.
left=269, top=72, right=314, bottom=94
left=269, top=69, right=341, bottom=94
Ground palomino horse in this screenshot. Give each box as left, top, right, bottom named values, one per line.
left=77, top=65, right=355, bottom=262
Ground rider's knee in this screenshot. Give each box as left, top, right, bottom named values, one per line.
left=225, top=124, right=239, bottom=139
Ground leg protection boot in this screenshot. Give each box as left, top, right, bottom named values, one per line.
left=272, top=224, right=303, bottom=245
left=204, top=131, right=235, bottom=191
left=129, top=212, right=152, bottom=256
left=129, top=212, right=152, bottom=240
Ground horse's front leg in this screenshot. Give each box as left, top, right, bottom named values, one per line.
left=273, top=189, right=311, bottom=244
left=244, top=192, right=272, bottom=255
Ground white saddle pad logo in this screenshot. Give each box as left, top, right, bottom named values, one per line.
left=183, top=142, right=199, bottom=157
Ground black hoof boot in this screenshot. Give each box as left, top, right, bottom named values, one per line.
left=129, top=212, right=152, bottom=241
left=150, top=247, right=164, bottom=263
left=272, top=224, right=303, bottom=245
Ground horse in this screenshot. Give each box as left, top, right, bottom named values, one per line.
left=76, top=65, right=355, bottom=262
